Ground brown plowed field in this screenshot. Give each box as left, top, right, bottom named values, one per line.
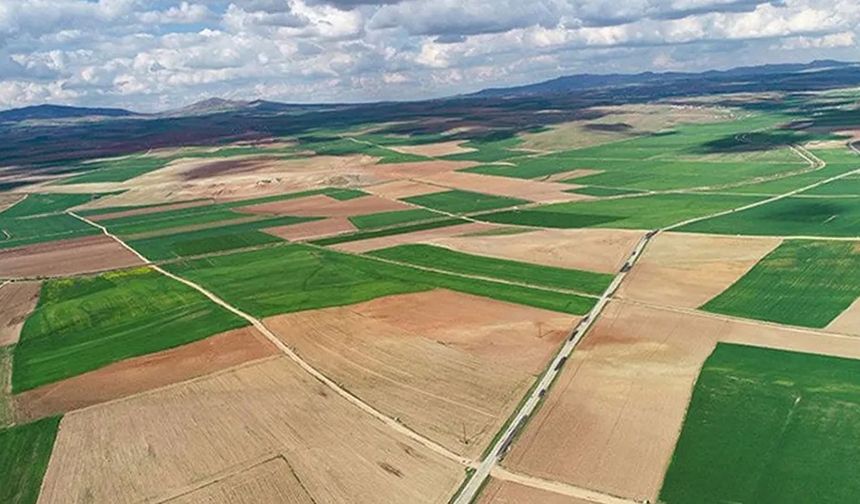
left=479, top=479, right=594, bottom=504
left=617, top=232, right=781, bottom=308
left=38, top=356, right=462, bottom=504
left=239, top=194, right=410, bottom=217
left=416, top=171, right=588, bottom=203
left=88, top=199, right=214, bottom=221
left=166, top=456, right=314, bottom=504
left=390, top=141, right=475, bottom=157
left=504, top=300, right=860, bottom=502
left=14, top=326, right=276, bottom=422
left=0, top=281, right=40, bottom=346
left=365, top=180, right=443, bottom=199
left=262, top=217, right=356, bottom=241
left=332, top=221, right=498, bottom=253
left=428, top=228, right=643, bottom=274
left=265, top=290, right=573, bottom=458
left=0, top=235, right=144, bottom=278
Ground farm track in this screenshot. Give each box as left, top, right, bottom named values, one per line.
left=454, top=145, right=857, bottom=503
left=491, top=466, right=639, bottom=504
left=67, top=210, right=474, bottom=468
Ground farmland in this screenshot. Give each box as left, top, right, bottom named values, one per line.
left=13, top=267, right=247, bottom=391
left=368, top=243, right=613, bottom=295
left=480, top=193, right=761, bottom=229
left=348, top=208, right=441, bottom=229
left=0, top=213, right=100, bottom=250
left=0, top=416, right=60, bottom=504
left=702, top=240, right=860, bottom=328
left=403, top=190, right=528, bottom=213
left=661, top=343, right=860, bottom=504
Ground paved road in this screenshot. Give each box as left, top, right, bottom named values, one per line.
left=68, top=211, right=472, bottom=467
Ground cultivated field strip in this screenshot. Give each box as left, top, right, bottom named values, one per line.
left=68, top=210, right=473, bottom=467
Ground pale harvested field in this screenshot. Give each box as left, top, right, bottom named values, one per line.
left=332, top=221, right=499, bottom=253
left=827, top=297, right=860, bottom=337
left=88, top=199, right=214, bottom=221
left=65, top=154, right=387, bottom=210
left=0, top=235, right=144, bottom=278
left=266, top=290, right=572, bottom=458
left=416, top=171, right=589, bottom=204
left=262, top=217, right=356, bottom=241
left=38, top=356, right=462, bottom=504
left=0, top=281, right=40, bottom=346
left=364, top=179, right=443, bottom=199
left=504, top=300, right=860, bottom=502
left=166, top=456, right=314, bottom=504
left=372, top=160, right=478, bottom=179
left=390, top=140, right=475, bottom=157
left=428, top=228, right=643, bottom=274
left=617, top=232, right=782, bottom=308
left=239, top=194, right=410, bottom=217
left=479, top=478, right=593, bottom=504
left=15, top=326, right=276, bottom=422
left=0, top=193, right=25, bottom=212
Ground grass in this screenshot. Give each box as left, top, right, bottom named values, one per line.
left=0, top=213, right=100, bottom=250
left=702, top=240, right=860, bottom=328
left=101, top=205, right=251, bottom=236
left=369, top=244, right=613, bottom=295
left=165, top=244, right=595, bottom=318
left=479, top=193, right=761, bottom=229
left=310, top=217, right=467, bottom=246
left=680, top=196, right=860, bottom=237
left=127, top=215, right=317, bottom=260
left=13, top=267, right=247, bottom=392
left=0, top=416, right=61, bottom=504
left=348, top=208, right=441, bottom=229
left=58, top=156, right=171, bottom=184
left=0, top=193, right=107, bottom=218
left=403, top=190, right=528, bottom=214
left=660, top=343, right=860, bottom=504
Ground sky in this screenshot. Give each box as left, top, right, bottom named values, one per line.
left=0, top=0, right=858, bottom=111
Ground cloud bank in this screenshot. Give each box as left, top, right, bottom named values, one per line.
left=0, top=0, right=857, bottom=110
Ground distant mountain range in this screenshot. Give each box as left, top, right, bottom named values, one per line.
left=1, top=59, right=858, bottom=123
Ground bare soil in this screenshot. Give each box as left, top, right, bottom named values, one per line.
left=165, top=456, right=314, bottom=504
left=332, top=222, right=499, bottom=253
left=265, top=290, right=572, bottom=458
left=38, top=356, right=462, bottom=504
left=0, top=235, right=144, bottom=278
left=428, top=228, right=643, bottom=274
left=239, top=194, right=411, bottom=218
left=182, top=156, right=283, bottom=180
left=262, top=217, right=356, bottom=241
left=503, top=300, right=860, bottom=502
left=827, top=297, right=860, bottom=337
left=0, top=281, right=40, bottom=346
left=479, top=478, right=593, bottom=504
left=371, top=160, right=478, bottom=179
left=416, top=171, right=589, bottom=203
left=365, top=180, right=444, bottom=199
left=14, top=326, right=277, bottom=422
left=389, top=141, right=476, bottom=157
left=617, top=232, right=781, bottom=308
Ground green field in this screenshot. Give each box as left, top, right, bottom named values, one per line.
left=348, top=208, right=441, bottom=229
left=803, top=175, right=860, bottom=195
left=369, top=244, right=612, bottom=295
left=59, top=156, right=171, bottom=184
left=0, top=213, right=100, bottom=250
left=299, top=137, right=428, bottom=164
left=479, top=193, right=760, bottom=229
left=0, top=193, right=107, bottom=218
left=702, top=240, right=860, bottom=328
left=13, top=267, right=247, bottom=391
left=165, top=244, right=595, bottom=317
left=565, top=186, right=644, bottom=197
left=0, top=416, right=61, bottom=504
left=680, top=196, right=860, bottom=237
left=310, top=217, right=467, bottom=246
left=101, top=204, right=251, bottom=236
left=127, top=215, right=317, bottom=260
left=661, top=343, right=860, bottom=504
left=403, top=190, right=528, bottom=214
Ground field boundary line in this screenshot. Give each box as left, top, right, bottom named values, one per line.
left=151, top=451, right=282, bottom=503
left=68, top=210, right=473, bottom=468
left=491, top=466, right=641, bottom=504
left=0, top=193, right=27, bottom=215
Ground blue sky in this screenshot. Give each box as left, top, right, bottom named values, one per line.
left=0, top=0, right=858, bottom=111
